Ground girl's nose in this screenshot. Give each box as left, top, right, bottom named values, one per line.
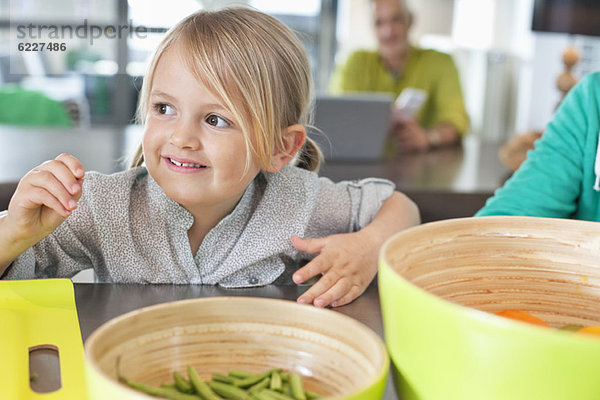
left=169, top=123, right=202, bottom=149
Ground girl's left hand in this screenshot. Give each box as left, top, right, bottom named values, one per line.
left=291, top=232, right=379, bottom=308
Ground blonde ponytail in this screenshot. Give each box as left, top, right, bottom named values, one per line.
left=294, top=136, right=323, bottom=172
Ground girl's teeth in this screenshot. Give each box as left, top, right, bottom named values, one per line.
left=170, top=159, right=203, bottom=168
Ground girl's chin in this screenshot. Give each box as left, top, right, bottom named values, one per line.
left=161, top=187, right=204, bottom=206
left=170, top=194, right=202, bottom=206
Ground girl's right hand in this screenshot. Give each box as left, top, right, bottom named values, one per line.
left=6, top=153, right=85, bottom=241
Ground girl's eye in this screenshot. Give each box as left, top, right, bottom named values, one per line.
left=206, top=114, right=230, bottom=128
left=156, top=103, right=175, bottom=115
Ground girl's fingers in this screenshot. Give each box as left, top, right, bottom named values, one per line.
left=292, top=255, right=330, bottom=284
left=291, top=236, right=333, bottom=284
left=25, top=169, right=79, bottom=213
left=291, top=235, right=326, bottom=254
left=54, top=153, right=85, bottom=179
left=26, top=186, right=73, bottom=217
left=313, top=277, right=353, bottom=308
left=36, top=157, right=83, bottom=196
left=330, top=285, right=363, bottom=308
left=297, top=266, right=339, bottom=306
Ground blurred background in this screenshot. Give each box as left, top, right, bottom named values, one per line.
left=1, top=0, right=600, bottom=181
left=2, top=0, right=600, bottom=284
left=2, top=0, right=600, bottom=134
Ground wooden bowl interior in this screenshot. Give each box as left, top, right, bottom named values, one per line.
left=85, top=297, right=387, bottom=397
left=383, top=217, right=600, bottom=328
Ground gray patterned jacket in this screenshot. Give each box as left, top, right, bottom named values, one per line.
left=2, top=165, right=394, bottom=287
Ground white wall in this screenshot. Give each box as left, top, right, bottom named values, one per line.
left=527, top=34, right=600, bottom=132
left=528, top=34, right=568, bottom=132
left=406, top=0, right=454, bottom=42
left=335, top=0, right=376, bottom=65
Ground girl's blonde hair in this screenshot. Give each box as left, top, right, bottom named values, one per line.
left=131, top=7, right=322, bottom=172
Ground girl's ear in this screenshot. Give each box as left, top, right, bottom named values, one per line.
left=266, top=124, right=306, bottom=172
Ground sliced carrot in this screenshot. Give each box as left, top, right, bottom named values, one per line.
left=576, top=326, right=600, bottom=337
left=494, top=309, right=549, bottom=327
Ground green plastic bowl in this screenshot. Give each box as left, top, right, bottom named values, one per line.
left=379, top=216, right=600, bottom=400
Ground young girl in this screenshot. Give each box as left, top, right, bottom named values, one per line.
left=0, top=8, right=419, bottom=307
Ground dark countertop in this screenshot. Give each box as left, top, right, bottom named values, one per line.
left=73, top=282, right=383, bottom=342
left=319, top=136, right=509, bottom=193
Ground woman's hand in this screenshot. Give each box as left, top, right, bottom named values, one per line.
left=389, top=118, right=430, bottom=152
left=0, top=153, right=85, bottom=272
left=291, top=231, right=379, bottom=308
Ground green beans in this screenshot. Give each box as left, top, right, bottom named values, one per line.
left=249, top=377, right=271, bottom=393
left=233, top=369, right=281, bottom=388
left=174, top=371, right=195, bottom=393
left=122, top=378, right=164, bottom=396
left=189, top=366, right=223, bottom=400
left=228, top=370, right=253, bottom=379
left=159, top=386, right=203, bottom=400
left=289, top=374, right=307, bottom=400
left=118, top=365, right=322, bottom=400
left=269, top=372, right=282, bottom=391
left=213, top=373, right=235, bottom=384
left=260, top=389, right=295, bottom=400
left=305, top=391, right=321, bottom=400
left=209, top=380, right=250, bottom=400
left=122, top=378, right=201, bottom=399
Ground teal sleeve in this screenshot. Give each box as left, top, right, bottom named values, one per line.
left=475, top=75, right=592, bottom=218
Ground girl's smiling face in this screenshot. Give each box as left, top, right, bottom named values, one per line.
left=142, top=45, right=261, bottom=217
